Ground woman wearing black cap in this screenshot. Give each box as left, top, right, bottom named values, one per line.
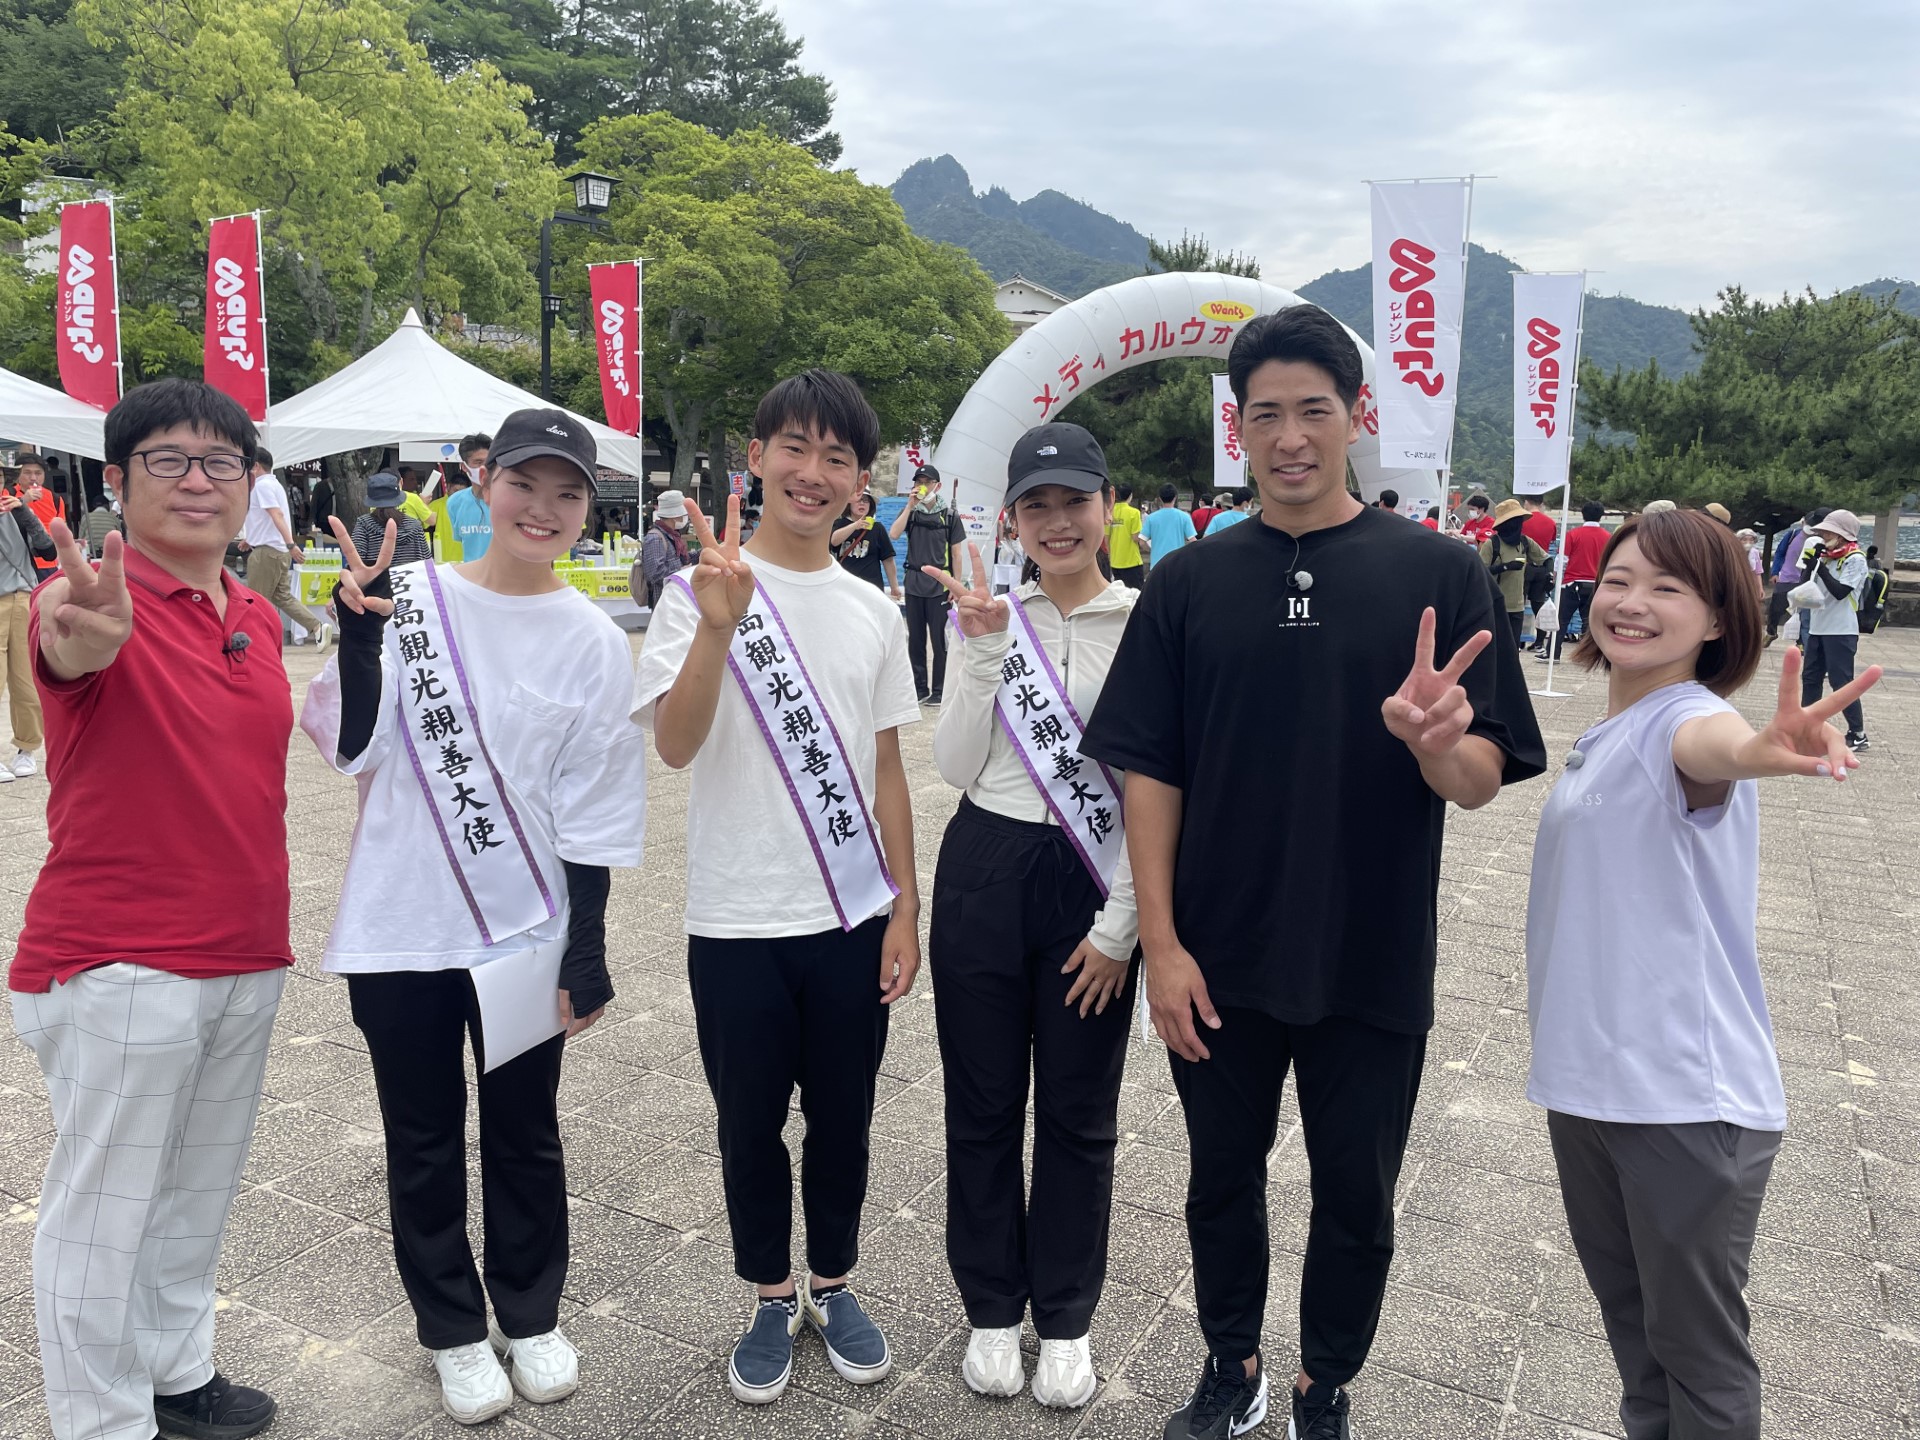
left=922, top=421, right=1140, bottom=1411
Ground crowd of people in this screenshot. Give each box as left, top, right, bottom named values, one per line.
left=0, top=302, right=1890, bottom=1440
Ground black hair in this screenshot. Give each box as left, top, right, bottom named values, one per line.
left=1468, top=494, right=1490, bottom=511
left=1378, top=488, right=1400, bottom=509
left=1226, top=304, right=1363, bottom=412
left=1868, top=545, right=1880, bottom=562
left=254, top=445, right=274, bottom=471
left=752, top=368, right=880, bottom=471
left=103, top=378, right=257, bottom=472
left=458, top=433, right=492, bottom=461
left=1115, top=484, right=1134, bottom=502
left=1582, top=500, right=1604, bottom=522
left=1427, top=505, right=1441, bottom=520
left=1158, top=484, right=1177, bottom=504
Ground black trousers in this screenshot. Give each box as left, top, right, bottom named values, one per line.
left=904, top=591, right=951, bottom=697
left=1765, top=580, right=1795, bottom=638
left=1549, top=1113, right=1780, bottom=1440
left=930, top=799, right=1139, bottom=1338
left=1170, top=1009, right=1425, bottom=1388
left=1803, top=632, right=1865, bottom=733
left=1113, top=564, right=1145, bottom=592
left=1548, top=580, right=1596, bottom=658
left=688, top=915, right=890, bottom=1285
left=1505, top=609, right=1526, bottom=649
left=348, top=969, right=569, bottom=1349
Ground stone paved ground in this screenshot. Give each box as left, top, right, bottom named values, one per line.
left=0, top=623, right=1917, bottom=1439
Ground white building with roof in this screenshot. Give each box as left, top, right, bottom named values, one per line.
left=994, top=275, right=1071, bottom=335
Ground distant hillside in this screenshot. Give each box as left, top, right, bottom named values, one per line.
left=1851, top=278, right=1920, bottom=315
left=891, top=156, right=1147, bottom=298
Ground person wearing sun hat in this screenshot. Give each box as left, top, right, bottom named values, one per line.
left=1788, top=507, right=1871, bottom=751
left=1479, top=498, right=1548, bottom=648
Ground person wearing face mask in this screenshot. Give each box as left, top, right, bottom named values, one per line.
left=636, top=489, right=694, bottom=608
left=888, top=464, right=967, bottom=705
left=1480, top=498, right=1548, bottom=649
left=445, top=433, right=494, bottom=559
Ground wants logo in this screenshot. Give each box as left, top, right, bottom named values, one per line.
left=1199, top=300, right=1255, bottom=323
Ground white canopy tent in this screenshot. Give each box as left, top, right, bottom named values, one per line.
left=0, top=365, right=108, bottom=460
left=265, top=308, right=643, bottom=476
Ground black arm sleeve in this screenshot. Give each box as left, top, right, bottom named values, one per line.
left=558, top=861, right=613, bottom=1019
left=334, top=570, right=392, bottom=764
left=1817, top=564, right=1853, bottom=601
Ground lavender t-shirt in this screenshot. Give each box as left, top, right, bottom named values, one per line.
left=1525, top=681, right=1786, bottom=1130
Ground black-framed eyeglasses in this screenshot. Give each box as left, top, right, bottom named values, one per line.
left=129, top=449, right=251, bottom=482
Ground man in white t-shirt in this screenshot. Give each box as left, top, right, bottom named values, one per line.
left=238, top=447, right=332, bottom=650
left=634, top=369, right=920, bottom=1410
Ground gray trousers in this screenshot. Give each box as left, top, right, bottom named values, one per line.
left=1548, top=1111, right=1780, bottom=1440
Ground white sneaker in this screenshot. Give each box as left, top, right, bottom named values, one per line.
left=1032, top=1334, right=1096, bottom=1408
left=962, top=1325, right=1024, bottom=1397
left=432, top=1340, right=513, bottom=1424
left=313, top=622, right=334, bottom=657
left=0, top=767, right=15, bottom=785
left=488, top=1320, right=579, bottom=1403
left=10, top=751, right=34, bottom=778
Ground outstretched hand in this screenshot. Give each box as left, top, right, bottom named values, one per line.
left=327, top=515, right=396, bottom=616
left=1739, top=646, right=1882, bottom=781
left=686, top=494, right=755, bottom=633
left=37, top=520, right=133, bottom=677
left=923, top=541, right=1007, bottom=637
left=1382, top=607, right=1492, bottom=757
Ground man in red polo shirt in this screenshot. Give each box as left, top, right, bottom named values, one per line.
left=12, top=379, right=291, bottom=1440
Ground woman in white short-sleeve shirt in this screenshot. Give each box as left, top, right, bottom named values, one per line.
left=1526, top=508, right=1880, bottom=1440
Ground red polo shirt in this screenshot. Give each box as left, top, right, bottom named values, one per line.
left=1522, top=511, right=1558, bottom=551
left=1562, top=522, right=1611, bottom=583
left=12, top=549, right=294, bottom=992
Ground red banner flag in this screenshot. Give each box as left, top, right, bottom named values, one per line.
left=204, top=213, right=269, bottom=420
left=589, top=261, right=641, bottom=436
left=55, top=200, right=121, bottom=412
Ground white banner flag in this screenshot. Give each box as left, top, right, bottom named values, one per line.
left=896, top=435, right=932, bottom=496
left=1369, top=180, right=1470, bottom=469
left=1210, top=374, right=1244, bottom=492
left=1512, top=272, right=1585, bottom=496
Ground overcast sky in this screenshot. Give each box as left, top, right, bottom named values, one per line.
left=777, top=0, right=1918, bottom=311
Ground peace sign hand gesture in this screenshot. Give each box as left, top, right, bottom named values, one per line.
left=685, top=495, right=755, bottom=633
left=37, top=520, right=133, bottom=680
left=924, top=541, right=1007, bottom=637
left=1382, top=606, right=1493, bottom=757
left=1737, top=645, right=1882, bottom=781
left=326, top=515, right=396, bottom=617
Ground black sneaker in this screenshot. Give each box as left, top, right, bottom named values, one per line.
left=1846, top=731, right=1870, bottom=752
left=153, top=1373, right=277, bottom=1439
left=1164, top=1352, right=1268, bottom=1439
left=925, top=691, right=943, bottom=708
left=1289, top=1379, right=1350, bottom=1439
left=915, top=689, right=932, bottom=705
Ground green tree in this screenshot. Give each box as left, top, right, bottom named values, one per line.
left=0, top=0, right=120, bottom=145
left=567, top=113, right=1007, bottom=491
left=1575, top=287, right=1920, bottom=532
left=413, top=0, right=839, bottom=165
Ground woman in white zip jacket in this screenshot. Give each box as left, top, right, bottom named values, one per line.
left=922, top=422, right=1141, bottom=1412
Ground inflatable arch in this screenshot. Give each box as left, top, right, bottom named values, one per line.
left=932, top=271, right=1439, bottom=554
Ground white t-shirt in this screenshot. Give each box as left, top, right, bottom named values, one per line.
left=633, top=554, right=919, bottom=938
left=1525, top=681, right=1786, bottom=1130
left=243, top=474, right=292, bottom=551
left=301, top=565, right=649, bottom=972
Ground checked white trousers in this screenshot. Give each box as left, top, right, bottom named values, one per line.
left=12, top=963, right=284, bottom=1440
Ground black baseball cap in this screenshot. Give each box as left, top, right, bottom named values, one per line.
left=1005, top=422, right=1108, bottom=505
left=489, top=408, right=599, bottom=491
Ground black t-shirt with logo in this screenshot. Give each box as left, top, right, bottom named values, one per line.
left=836, top=517, right=890, bottom=588
left=1080, top=505, right=1546, bottom=1034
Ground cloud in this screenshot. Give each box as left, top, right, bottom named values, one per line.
left=778, top=0, right=1918, bottom=309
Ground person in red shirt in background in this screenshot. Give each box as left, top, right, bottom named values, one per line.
left=1521, top=496, right=1560, bottom=653
left=1459, top=492, right=1495, bottom=545
left=1543, top=500, right=1611, bottom=661
left=17, top=456, right=66, bottom=580
left=12, top=379, right=291, bottom=1440
left=1420, top=506, right=1442, bottom=531
left=1192, top=492, right=1221, bottom=536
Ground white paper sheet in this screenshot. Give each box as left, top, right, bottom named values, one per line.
left=470, top=935, right=568, bottom=1073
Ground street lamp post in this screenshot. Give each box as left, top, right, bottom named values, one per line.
left=539, top=170, right=618, bottom=401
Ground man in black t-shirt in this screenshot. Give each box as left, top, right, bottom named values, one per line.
left=887, top=465, right=965, bottom=704
left=1081, top=307, right=1544, bottom=1440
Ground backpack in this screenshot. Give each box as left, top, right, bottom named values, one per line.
left=1858, top=565, right=1891, bottom=634
left=1485, top=534, right=1527, bottom=578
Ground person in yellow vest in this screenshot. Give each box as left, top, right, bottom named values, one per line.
left=1106, top=484, right=1146, bottom=590
left=429, top=463, right=467, bottom=562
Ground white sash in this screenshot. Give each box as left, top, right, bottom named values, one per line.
left=673, top=574, right=898, bottom=930
left=387, top=561, right=558, bottom=946
left=983, top=594, right=1126, bottom=896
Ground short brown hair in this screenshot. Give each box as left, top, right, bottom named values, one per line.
left=1572, top=509, right=1763, bottom=697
